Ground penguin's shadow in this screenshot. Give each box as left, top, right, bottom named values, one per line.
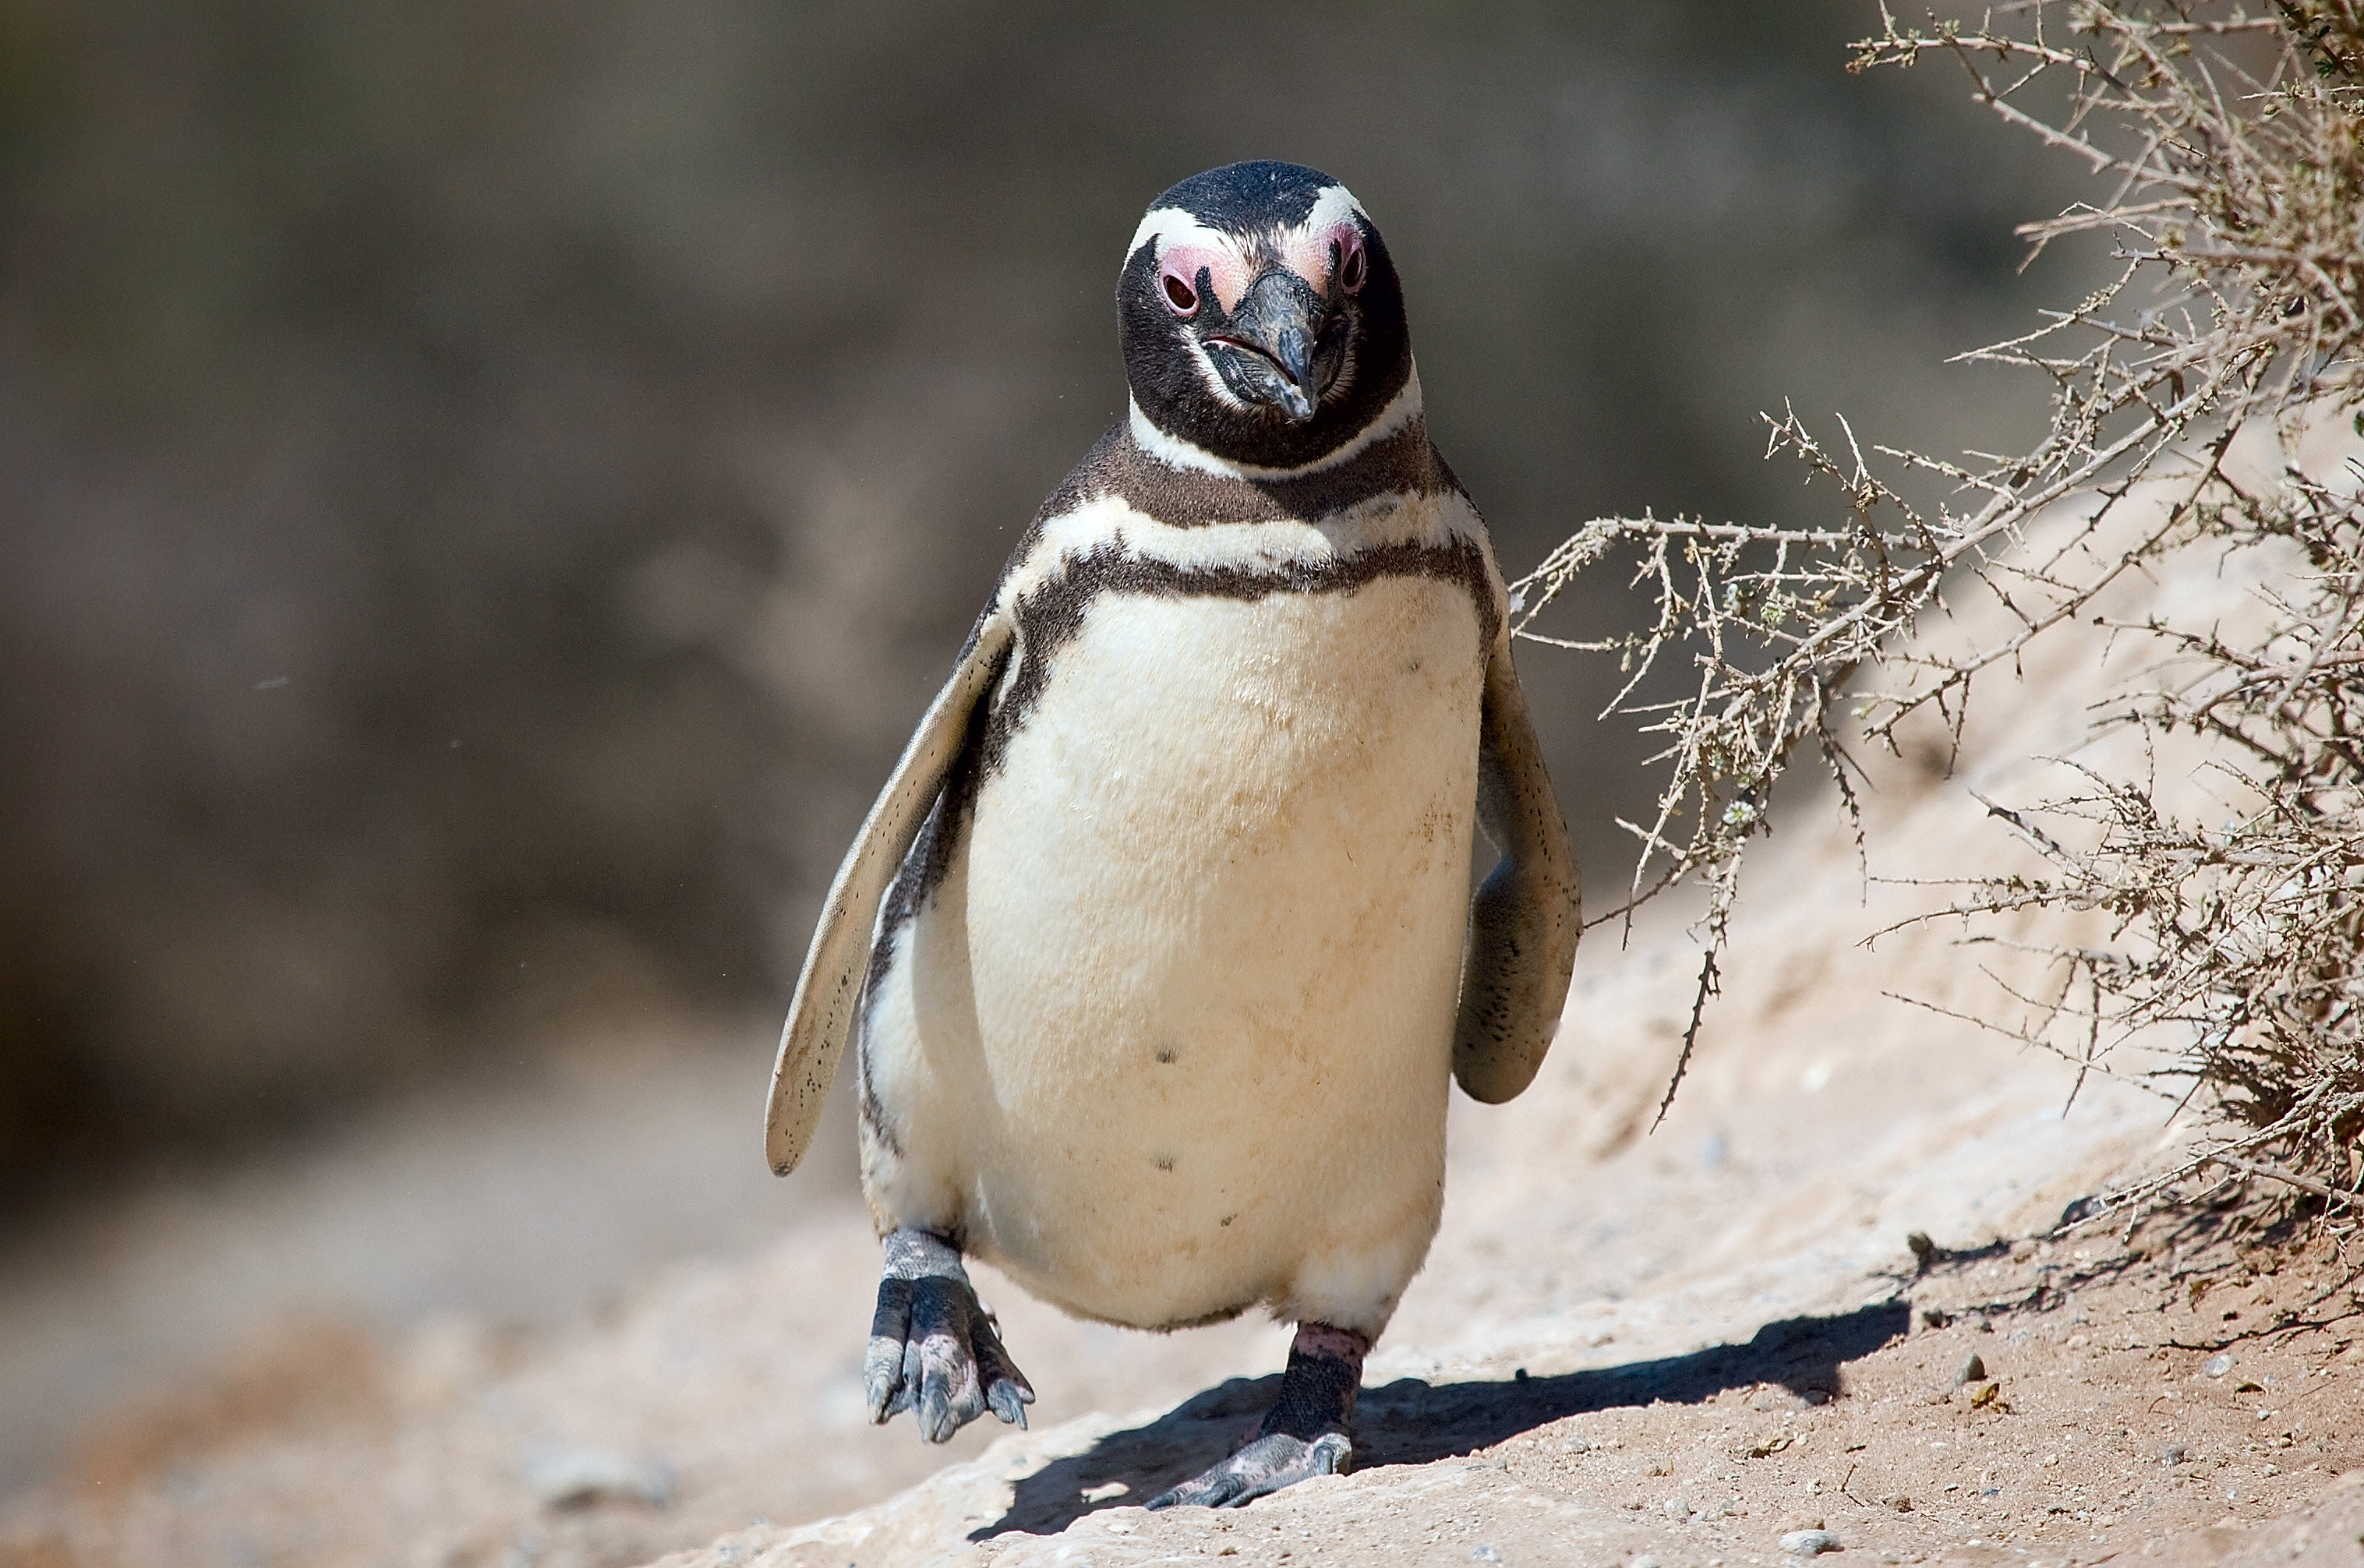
left=974, top=1298, right=1909, bottom=1540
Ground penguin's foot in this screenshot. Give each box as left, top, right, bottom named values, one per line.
left=1147, top=1323, right=1370, bottom=1510
left=1146, top=1429, right=1354, bottom=1510
left=864, top=1228, right=1034, bottom=1443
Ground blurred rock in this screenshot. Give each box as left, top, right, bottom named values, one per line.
left=517, top=1445, right=677, bottom=1511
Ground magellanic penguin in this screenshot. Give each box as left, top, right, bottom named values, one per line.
left=765, top=160, right=1578, bottom=1509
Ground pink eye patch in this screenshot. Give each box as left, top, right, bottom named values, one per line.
left=1280, top=221, right=1365, bottom=299
left=1157, top=240, right=1251, bottom=316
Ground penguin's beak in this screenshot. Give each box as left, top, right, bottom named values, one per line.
left=1207, top=270, right=1330, bottom=422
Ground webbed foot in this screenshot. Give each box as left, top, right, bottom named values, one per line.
left=1147, top=1323, right=1370, bottom=1510
left=865, top=1228, right=1034, bottom=1443
left=1147, top=1429, right=1354, bottom=1508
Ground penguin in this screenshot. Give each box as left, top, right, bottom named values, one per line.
left=765, top=160, right=1578, bottom=1509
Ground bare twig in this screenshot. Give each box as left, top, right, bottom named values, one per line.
left=1515, top=1, right=2364, bottom=1193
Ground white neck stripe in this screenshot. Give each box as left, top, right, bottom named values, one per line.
left=1128, top=369, right=1425, bottom=482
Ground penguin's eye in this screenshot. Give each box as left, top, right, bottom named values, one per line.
left=1337, top=234, right=1367, bottom=295
left=1161, top=270, right=1200, bottom=314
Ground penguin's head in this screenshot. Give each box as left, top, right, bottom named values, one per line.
left=1119, top=161, right=1412, bottom=471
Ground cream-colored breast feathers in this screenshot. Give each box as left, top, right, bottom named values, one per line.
left=852, top=482, right=1500, bottom=1336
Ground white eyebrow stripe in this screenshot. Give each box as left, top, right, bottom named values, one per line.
left=1127, top=206, right=1228, bottom=261
left=1300, top=184, right=1366, bottom=235
left=1131, top=189, right=1366, bottom=257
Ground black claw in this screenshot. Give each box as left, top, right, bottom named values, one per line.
left=986, top=1378, right=1030, bottom=1427
left=971, top=1311, right=1035, bottom=1428
left=864, top=1276, right=915, bottom=1423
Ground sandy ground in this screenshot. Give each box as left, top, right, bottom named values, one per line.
left=9, top=740, right=2361, bottom=1567
left=6, top=479, right=2363, bottom=1567
left=0, top=1022, right=847, bottom=1497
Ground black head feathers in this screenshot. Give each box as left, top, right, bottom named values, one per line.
left=1119, top=161, right=1414, bottom=472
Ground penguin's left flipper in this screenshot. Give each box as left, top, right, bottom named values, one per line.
left=865, top=1229, right=1034, bottom=1443
left=1451, top=634, right=1581, bottom=1104
left=765, top=610, right=1016, bottom=1177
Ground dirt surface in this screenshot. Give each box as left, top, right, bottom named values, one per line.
left=653, top=1221, right=2364, bottom=1568
left=7, top=493, right=2364, bottom=1567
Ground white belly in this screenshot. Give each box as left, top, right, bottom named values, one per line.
left=862, top=572, right=1484, bottom=1333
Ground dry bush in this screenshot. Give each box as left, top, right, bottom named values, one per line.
left=1514, top=0, right=2363, bottom=1213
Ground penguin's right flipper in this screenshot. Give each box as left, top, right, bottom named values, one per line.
left=765, top=610, right=1015, bottom=1177
left=1450, top=632, right=1581, bottom=1104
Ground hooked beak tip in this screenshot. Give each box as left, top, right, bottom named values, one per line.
left=1275, top=330, right=1319, bottom=421
left=1210, top=270, right=1330, bottom=423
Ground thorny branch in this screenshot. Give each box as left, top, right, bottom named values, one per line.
left=1511, top=1, right=2364, bottom=1199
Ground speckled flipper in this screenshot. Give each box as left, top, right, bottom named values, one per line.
left=765, top=613, right=1014, bottom=1177
left=1451, top=634, right=1580, bottom=1104
left=864, top=1229, right=1034, bottom=1443
left=1147, top=1324, right=1367, bottom=1510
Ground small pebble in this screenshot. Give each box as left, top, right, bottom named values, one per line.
left=514, top=1446, right=676, bottom=1510
left=1631, top=1558, right=1659, bottom=1568
left=1470, top=1549, right=1501, bottom=1563
left=1955, top=1352, right=1987, bottom=1386
left=2160, top=1445, right=2186, bottom=1465
left=2204, top=1352, right=2235, bottom=1377
left=1780, top=1528, right=1842, bottom=1556
left=1882, top=1493, right=1913, bottom=1512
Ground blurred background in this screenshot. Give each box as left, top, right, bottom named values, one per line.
left=0, top=0, right=2088, bottom=1494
